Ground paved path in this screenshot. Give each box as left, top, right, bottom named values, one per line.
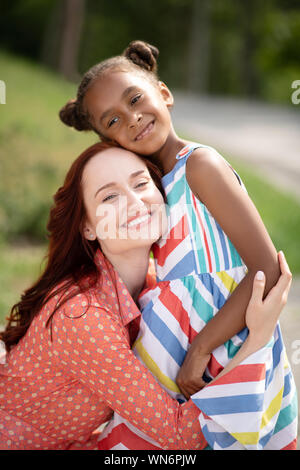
left=172, top=92, right=300, bottom=201
left=172, top=92, right=300, bottom=446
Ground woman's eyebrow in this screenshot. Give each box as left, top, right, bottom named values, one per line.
left=99, top=86, right=139, bottom=124
left=94, top=170, right=147, bottom=198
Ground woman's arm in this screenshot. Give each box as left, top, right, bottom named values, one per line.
left=49, top=252, right=291, bottom=449
left=177, top=148, right=281, bottom=397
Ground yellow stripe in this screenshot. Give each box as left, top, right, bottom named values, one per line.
left=260, top=387, right=284, bottom=430
left=231, top=431, right=259, bottom=445
left=216, top=271, right=238, bottom=294
left=284, top=352, right=290, bottom=369
left=133, top=337, right=181, bottom=394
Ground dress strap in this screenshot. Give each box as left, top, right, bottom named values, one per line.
left=176, top=142, right=213, bottom=160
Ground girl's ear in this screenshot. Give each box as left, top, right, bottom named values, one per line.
left=158, top=81, right=174, bottom=108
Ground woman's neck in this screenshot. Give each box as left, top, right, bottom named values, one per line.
left=103, top=246, right=151, bottom=302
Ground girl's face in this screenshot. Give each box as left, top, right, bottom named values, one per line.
left=83, top=71, right=174, bottom=156
left=81, top=147, right=167, bottom=256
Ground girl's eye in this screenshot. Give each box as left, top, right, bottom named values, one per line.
left=131, top=94, right=142, bottom=105
left=108, top=117, right=119, bottom=128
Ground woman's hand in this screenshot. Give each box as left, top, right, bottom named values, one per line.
left=245, top=251, right=292, bottom=349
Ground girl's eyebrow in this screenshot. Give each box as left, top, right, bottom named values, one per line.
left=94, top=170, right=147, bottom=198
left=99, top=86, right=139, bottom=124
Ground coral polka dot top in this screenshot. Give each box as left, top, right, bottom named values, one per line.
left=0, top=248, right=206, bottom=450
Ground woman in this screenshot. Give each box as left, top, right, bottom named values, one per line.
left=0, top=142, right=293, bottom=450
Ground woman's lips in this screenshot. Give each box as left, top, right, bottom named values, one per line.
left=135, top=121, right=154, bottom=141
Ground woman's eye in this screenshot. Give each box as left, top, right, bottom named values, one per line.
left=102, top=194, right=117, bottom=202
left=131, top=94, right=142, bottom=105
left=135, top=181, right=148, bottom=189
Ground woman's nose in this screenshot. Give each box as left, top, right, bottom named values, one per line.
left=126, top=191, right=147, bottom=216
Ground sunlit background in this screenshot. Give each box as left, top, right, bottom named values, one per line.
left=0, top=0, right=299, bottom=443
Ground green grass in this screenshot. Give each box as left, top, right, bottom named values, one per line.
left=0, top=241, right=47, bottom=325
left=0, top=49, right=97, bottom=241
left=0, top=49, right=300, bottom=325
left=228, top=156, right=300, bottom=274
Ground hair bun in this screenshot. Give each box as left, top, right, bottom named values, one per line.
left=124, top=40, right=159, bottom=73
left=59, top=99, right=91, bottom=131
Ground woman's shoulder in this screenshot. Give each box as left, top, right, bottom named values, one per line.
left=39, top=276, right=113, bottom=324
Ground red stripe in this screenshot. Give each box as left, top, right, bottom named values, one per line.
left=178, top=146, right=190, bottom=157
left=207, top=354, right=224, bottom=378
left=208, top=363, right=266, bottom=386
left=98, top=423, right=161, bottom=450
left=282, top=438, right=297, bottom=450
left=153, top=215, right=189, bottom=267
left=158, top=284, right=190, bottom=339
left=191, top=192, right=213, bottom=272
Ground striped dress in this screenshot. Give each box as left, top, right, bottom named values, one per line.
left=98, top=143, right=298, bottom=450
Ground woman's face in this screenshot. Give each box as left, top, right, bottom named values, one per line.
left=81, top=147, right=167, bottom=256
left=83, top=71, right=174, bottom=156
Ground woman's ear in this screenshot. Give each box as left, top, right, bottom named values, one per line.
left=82, top=220, right=96, bottom=241
left=158, top=81, right=174, bottom=108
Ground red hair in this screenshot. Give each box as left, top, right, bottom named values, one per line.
left=1, top=142, right=163, bottom=352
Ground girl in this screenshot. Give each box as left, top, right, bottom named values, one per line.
left=59, top=41, right=298, bottom=449
left=0, top=143, right=290, bottom=450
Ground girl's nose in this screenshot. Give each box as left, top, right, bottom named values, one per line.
left=128, top=112, right=142, bottom=129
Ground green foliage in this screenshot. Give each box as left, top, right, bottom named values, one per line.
left=0, top=50, right=97, bottom=242
left=228, top=156, right=300, bottom=275
left=1, top=0, right=299, bottom=103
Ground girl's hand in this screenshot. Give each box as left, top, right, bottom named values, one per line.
left=176, top=350, right=211, bottom=400
left=246, top=251, right=292, bottom=349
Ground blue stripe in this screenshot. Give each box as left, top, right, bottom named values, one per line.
left=142, top=301, right=187, bottom=366
left=201, top=422, right=237, bottom=449
left=283, top=370, right=293, bottom=398
left=265, top=327, right=283, bottom=387
left=162, top=156, right=186, bottom=188
left=192, top=393, right=265, bottom=415
left=182, top=276, right=214, bottom=324
left=215, top=221, right=230, bottom=270
left=166, top=174, right=185, bottom=206
left=159, top=250, right=195, bottom=281
left=200, top=273, right=227, bottom=310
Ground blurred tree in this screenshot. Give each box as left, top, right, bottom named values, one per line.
left=0, top=0, right=299, bottom=103
left=187, top=0, right=211, bottom=93
left=58, top=0, right=86, bottom=79
left=41, top=0, right=86, bottom=80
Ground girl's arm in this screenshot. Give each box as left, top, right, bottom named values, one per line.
left=210, top=251, right=291, bottom=383
left=177, top=147, right=281, bottom=397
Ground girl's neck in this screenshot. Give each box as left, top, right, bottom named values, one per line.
left=103, top=246, right=151, bottom=302
left=151, top=125, right=189, bottom=175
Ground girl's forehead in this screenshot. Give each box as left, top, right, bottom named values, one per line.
left=87, top=70, right=156, bottom=102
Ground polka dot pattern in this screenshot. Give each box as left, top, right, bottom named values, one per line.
left=0, top=249, right=203, bottom=450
